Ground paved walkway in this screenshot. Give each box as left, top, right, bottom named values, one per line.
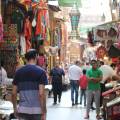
left=46, top=90, right=103, bottom=120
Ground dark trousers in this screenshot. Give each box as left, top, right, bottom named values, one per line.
left=100, top=83, right=105, bottom=107
left=18, top=113, right=41, bottom=120
left=53, top=91, right=62, bottom=103
left=80, top=89, right=86, bottom=105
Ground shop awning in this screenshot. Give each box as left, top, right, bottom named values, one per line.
left=58, top=0, right=81, bottom=7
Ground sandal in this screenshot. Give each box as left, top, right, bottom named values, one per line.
left=96, top=115, right=102, bottom=119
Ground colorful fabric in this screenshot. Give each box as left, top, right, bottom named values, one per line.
left=32, top=0, right=40, bottom=3
left=11, top=10, right=24, bottom=33
left=24, top=17, right=32, bottom=51
left=3, top=24, right=17, bottom=42
left=87, top=68, right=102, bottom=90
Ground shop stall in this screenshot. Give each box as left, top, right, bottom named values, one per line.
left=0, top=0, right=51, bottom=78
left=102, top=85, right=120, bottom=120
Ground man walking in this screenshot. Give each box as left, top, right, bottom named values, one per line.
left=12, top=49, right=47, bottom=120
left=68, top=61, right=82, bottom=106
left=50, top=62, right=65, bottom=105
left=84, top=60, right=102, bottom=119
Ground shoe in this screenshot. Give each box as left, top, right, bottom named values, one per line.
left=53, top=102, right=57, bottom=105
left=72, top=103, right=75, bottom=106
left=84, top=115, right=89, bottom=119
left=91, top=106, right=96, bottom=110
left=58, top=99, right=61, bottom=103
left=75, top=102, right=78, bottom=105
left=96, top=115, right=102, bottom=119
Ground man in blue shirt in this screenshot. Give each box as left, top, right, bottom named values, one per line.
left=12, top=49, right=47, bottom=120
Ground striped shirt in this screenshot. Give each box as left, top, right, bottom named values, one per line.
left=13, top=64, right=47, bottom=114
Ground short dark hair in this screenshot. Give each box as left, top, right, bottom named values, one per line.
left=91, top=59, right=97, bottom=64
left=25, top=49, right=38, bottom=61
left=83, top=69, right=86, bottom=74
left=75, top=61, right=80, bottom=65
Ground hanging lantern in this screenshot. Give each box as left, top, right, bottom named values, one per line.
left=69, top=3, right=80, bottom=31
left=69, top=3, right=81, bottom=41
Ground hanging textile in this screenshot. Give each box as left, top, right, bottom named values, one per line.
left=24, top=17, right=32, bottom=52
left=0, top=15, right=3, bottom=41
left=11, top=9, right=24, bottom=33
left=35, top=0, right=48, bottom=40
left=3, top=24, right=18, bottom=43
left=20, top=34, right=26, bottom=55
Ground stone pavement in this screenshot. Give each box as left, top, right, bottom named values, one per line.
left=46, top=90, right=103, bottom=120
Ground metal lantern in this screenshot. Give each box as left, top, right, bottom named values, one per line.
left=69, top=3, right=80, bottom=31
left=69, top=3, right=80, bottom=40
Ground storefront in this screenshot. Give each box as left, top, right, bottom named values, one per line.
left=0, top=0, right=51, bottom=77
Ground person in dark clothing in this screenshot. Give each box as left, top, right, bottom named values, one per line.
left=50, top=63, right=65, bottom=105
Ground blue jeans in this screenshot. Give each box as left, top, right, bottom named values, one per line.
left=70, top=80, right=79, bottom=104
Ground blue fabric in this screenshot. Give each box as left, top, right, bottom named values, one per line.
left=50, top=67, right=65, bottom=93
left=50, top=68, right=65, bottom=82
left=13, top=65, right=47, bottom=114
left=70, top=80, right=79, bottom=103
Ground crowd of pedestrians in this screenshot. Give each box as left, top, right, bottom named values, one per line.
left=1, top=49, right=118, bottom=120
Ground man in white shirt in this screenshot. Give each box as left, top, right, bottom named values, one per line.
left=99, top=63, right=117, bottom=107
left=68, top=61, right=83, bottom=106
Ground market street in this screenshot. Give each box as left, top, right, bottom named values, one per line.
left=47, top=90, right=103, bottom=120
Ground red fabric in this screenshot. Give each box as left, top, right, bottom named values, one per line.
left=24, top=17, right=32, bottom=52
left=24, top=0, right=31, bottom=4
left=35, top=1, right=48, bottom=39
left=79, top=75, right=88, bottom=89
left=35, top=9, right=42, bottom=35
left=37, top=56, right=45, bottom=66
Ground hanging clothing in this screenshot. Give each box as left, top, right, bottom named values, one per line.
left=11, top=10, right=24, bottom=33
left=0, top=67, right=7, bottom=85
left=35, top=9, right=42, bottom=36
left=24, top=17, right=32, bottom=52
left=20, top=35, right=26, bottom=55
left=35, top=1, right=48, bottom=40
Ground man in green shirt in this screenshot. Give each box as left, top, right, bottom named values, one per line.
left=84, top=60, right=103, bottom=119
